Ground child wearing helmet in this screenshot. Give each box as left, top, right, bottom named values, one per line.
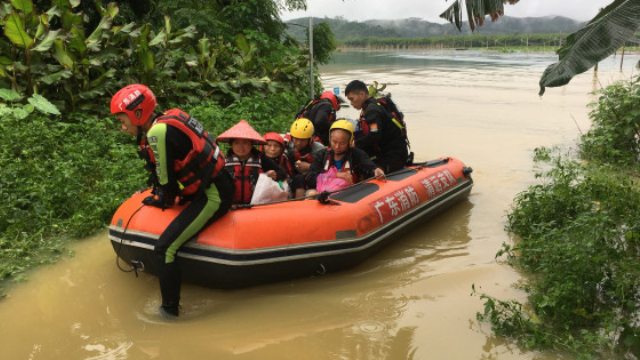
left=286, top=118, right=326, bottom=198
left=111, top=84, right=233, bottom=318
left=263, top=132, right=293, bottom=178
left=295, top=91, right=345, bottom=145
left=306, top=120, right=384, bottom=195
left=217, top=120, right=286, bottom=205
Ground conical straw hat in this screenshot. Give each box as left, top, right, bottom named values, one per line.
left=216, top=119, right=267, bottom=145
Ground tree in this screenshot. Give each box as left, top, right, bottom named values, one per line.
left=440, top=0, right=640, bottom=95
left=309, top=22, right=337, bottom=65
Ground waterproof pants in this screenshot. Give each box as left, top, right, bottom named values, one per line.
left=154, top=174, right=233, bottom=313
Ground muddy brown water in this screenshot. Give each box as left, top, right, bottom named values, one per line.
left=2, top=50, right=639, bottom=360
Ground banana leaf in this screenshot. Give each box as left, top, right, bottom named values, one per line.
left=439, top=0, right=520, bottom=32
left=539, top=0, right=640, bottom=95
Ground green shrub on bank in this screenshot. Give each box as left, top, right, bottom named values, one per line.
left=0, top=90, right=301, bottom=294
left=475, top=151, right=640, bottom=355
left=581, top=74, right=640, bottom=168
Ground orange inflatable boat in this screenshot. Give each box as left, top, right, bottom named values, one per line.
left=109, top=157, right=473, bottom=288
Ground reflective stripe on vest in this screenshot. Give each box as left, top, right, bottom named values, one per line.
left=144, top=109, right=225, bottom=196
left=226, top=155, right=263, bottom=204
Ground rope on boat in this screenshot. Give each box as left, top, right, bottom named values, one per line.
left=231, top=158, right=452, bottom=209
left=115, top=203, right=146, bottom=276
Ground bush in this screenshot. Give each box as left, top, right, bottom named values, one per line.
left=478, top=147, right=640, bottom=359
left=581, top=75, right=640, bottom=168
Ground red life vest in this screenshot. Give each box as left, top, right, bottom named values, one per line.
left=294, top=151, right=314, bottom=164
left=141, top=109, right=225, bottom=197
left=225, top=153, right=263, bottom=204
left=271, top=153, right=293, bottom=177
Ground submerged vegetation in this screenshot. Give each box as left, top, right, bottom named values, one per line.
left=476, top=75, right=640, bottom=359
left=0, top=0, right=323, bottom=296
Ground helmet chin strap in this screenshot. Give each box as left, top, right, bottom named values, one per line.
left=136, top=126, right=143, bottom=146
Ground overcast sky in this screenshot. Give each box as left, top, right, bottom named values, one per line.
left=281, top=0, right=615, bottom=23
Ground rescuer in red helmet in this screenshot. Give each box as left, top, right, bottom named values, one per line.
left=111, top=84, right=233, bottom=318
left=294, top=90, right=345, bottom=145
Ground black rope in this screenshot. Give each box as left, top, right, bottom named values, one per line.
left=115, top=203, right=146, bottom=276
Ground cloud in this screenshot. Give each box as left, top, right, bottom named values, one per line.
left=281, top=0, right=614, bottom=23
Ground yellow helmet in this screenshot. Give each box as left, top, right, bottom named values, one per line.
left=330, top=119, right=355, bottom=146
left=290, top=118, right=314, bottom=139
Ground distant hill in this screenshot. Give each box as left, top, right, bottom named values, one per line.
left=286, top=16, right=585, bottom=41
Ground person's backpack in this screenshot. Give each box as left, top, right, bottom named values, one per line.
left=376, top=95, right=414, bottom=165
left=295, top=98, right=322, bottom=119
left=376, top=96, right=406, bottom=137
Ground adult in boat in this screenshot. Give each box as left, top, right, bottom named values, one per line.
left=345, top=80, right=408, bottom=173
left=111, top=84, right=232, bottom=318
left=295, top=91, right=345, bottom=145
left=217, top=120, right=286, bottom=205
left=285, top=118, right=325, bottom=198
left=306, top=120, right=384, bottom=195
left=263, top=132, right=293, bottom=178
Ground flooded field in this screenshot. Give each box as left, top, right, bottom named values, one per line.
left=2, top=49, right=639, bottom=359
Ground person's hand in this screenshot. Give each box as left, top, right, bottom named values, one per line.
left=142, top=187, right=175, bottom=210
left=296, top=160, right=310, bottom=174
left=337, top=171, right=354, bottom=184
left=266, top=170, right=277, bottom=180
left=374, top=168, right=385, bottom=177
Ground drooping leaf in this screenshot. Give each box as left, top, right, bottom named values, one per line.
left=10, top=0, right=34, bottom=16
left=440, top=0, right=519, bottom=32
left=32, top=29, right=61, bottom=52
left=4, top=11, right=35, bottom=48
left=69, top=0, right=80, bottom=8
left=28, top=94, right=61, bottom=115
left=38, top=69, right=72, bottom=84
left=164, top=15, right=171, bottom=35
left=148, top=30, right=167, bottom=47
left=235, top=33, right=250, bottom=55
left=0, top=88, right=23, bottom=102
left=138, top=51, right=155, bottom=72
left=46, top=5, right=61, bottom=19
left=53, top=40, right=73, bottom=68
left=89, top=68, right=116, bottom=88
left=539, top=0, right=640, bottom=95
left=35, top=14, right=49, bottom=39
left=87, top=14, right=113, bottom=43
left=106, top=2, right=118, bottom=18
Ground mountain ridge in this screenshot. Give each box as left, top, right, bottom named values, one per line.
left=286, top=16, right=586, bottom=41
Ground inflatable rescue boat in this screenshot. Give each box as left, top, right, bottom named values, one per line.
left=109, top=157, right=473, bottom=288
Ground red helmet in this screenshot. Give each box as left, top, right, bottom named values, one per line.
left=321, top=91, right=340, bottom=111
left=111, top=84, right=157, bottom=126
left=264, top=132, right=284, bottom=147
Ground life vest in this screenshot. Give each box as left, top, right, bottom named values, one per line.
left=225, top=153, right=263, bottom=204
left=294, top=150, right=315, bottom=164
left=270, top=153, right=293, bottom=177
left=141, top=109, right=225, bottom=197
left=357, top=97, right=409, bottom=142
left=322, top=150, right=358, bottom=183
left=295, top=98, right=336, bottom=122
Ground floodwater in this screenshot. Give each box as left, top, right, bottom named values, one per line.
left=2, top=50, right=640, bottom=360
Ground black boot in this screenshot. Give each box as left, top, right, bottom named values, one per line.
left=156, top=258, right=181, bottom=318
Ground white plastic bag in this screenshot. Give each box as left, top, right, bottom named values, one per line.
left=250, top=173, right=289, bottom=204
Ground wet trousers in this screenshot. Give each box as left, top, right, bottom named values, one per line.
left=154, top=174, right=233, bottom=312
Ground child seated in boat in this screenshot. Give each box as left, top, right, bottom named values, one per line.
left=217, top=120, right=286, bottom=204
left=286, top=118, right=325, bottom=198
left=306, top=120, right=384, bottom=195
left=263, top=132, right=293, bottom=178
